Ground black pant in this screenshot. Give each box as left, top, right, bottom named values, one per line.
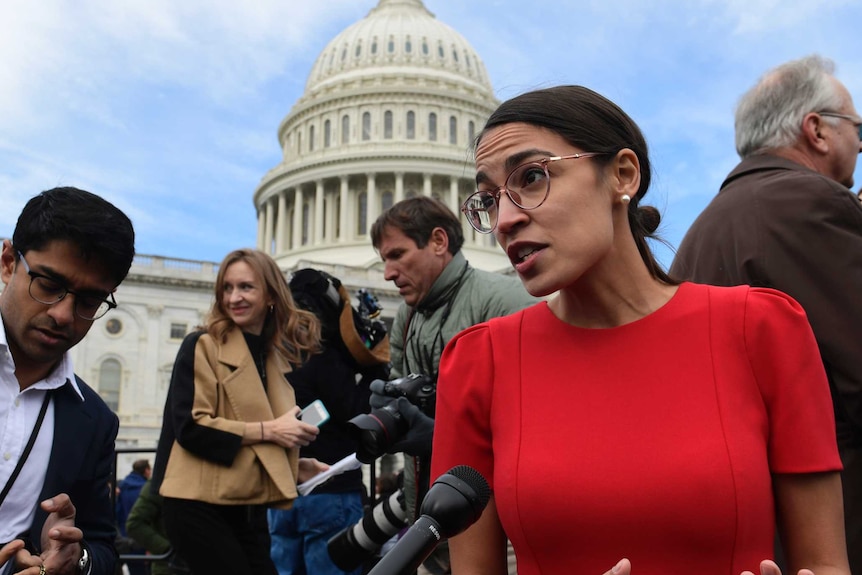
left=162, top=497, right=276, bottom=575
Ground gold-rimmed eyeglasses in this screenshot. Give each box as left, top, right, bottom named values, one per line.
left=461, top=153, right=601, bottom=234
left=17, top=251, right=117, bottom=320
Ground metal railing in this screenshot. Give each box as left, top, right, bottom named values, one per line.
left=112, top=447, right=171, bottom=565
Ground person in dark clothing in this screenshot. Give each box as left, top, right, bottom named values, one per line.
left=116, top=459, right=151, bottom=575
left=671, top=54, right=862, bottom=574
left=268, top=269, right=390, bottom=575
left=126, top=479, right=192, bottom=575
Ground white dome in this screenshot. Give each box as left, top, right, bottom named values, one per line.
left=304, top=0, right=494, bottom=98
left=254, top=0, right=511, bottom=276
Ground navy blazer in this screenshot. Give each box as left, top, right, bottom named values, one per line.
left=27, top=377, right=118, bottom=575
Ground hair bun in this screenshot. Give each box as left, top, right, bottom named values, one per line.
left=637, top=205, right=661, bottom=235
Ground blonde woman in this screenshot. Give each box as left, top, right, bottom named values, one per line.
left=152, top=249, right=327, bottom=575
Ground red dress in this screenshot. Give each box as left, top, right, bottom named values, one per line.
left=431, top=283, right=841, bottom=575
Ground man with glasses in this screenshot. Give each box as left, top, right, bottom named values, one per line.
left=0, top=187, right=135, bottom=575
left=671, top=54, right=862, bottom=574
left=369, top=196, right=534, bottom=575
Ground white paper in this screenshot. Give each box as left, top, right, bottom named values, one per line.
left=297, top=453, right=362, bottom=496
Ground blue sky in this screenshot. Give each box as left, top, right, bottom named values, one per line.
left=2, top=0, right=860, bottom=269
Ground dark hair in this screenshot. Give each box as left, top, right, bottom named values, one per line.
left=370, top=196, right=464, bottom=255
left=132, top=459, right=151, bottom=474
left=12, top=187, right=136, bottom=286
left=478, top=86, right=673, bottom=284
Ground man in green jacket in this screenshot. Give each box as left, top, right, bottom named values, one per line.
left=370, top=196, right=535, bottom=574
left=125, top=480, right=190, bottom=575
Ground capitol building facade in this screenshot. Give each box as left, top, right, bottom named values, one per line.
left=55, top=0, right=512, bottom=461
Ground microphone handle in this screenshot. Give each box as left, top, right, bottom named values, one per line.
left=367, top=515, right=443, bottom=575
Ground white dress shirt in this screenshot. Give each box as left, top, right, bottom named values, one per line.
left=0, top=312, right=83, bottom=543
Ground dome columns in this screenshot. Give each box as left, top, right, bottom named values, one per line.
left=257, top=172, right=491, bottom=258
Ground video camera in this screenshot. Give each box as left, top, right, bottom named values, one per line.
left=356, top=289, right=387, bottom=350
left=347, top=374, right=435, bottom=463
left=327, top=488, right=408, bottom=571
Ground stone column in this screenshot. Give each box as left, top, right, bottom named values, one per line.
left=264, top=198, right=274, bottom=254
left=449, top=176, right=460, bottom=212
left=395, top=172, right=404, bottom=203
left=339, top=176, right=349, bottom=242
left=292, top=186, right=304, bottom=249
left=314, top=180, right=324, bottom=244
left=256, top=206, right=266, bottom=251
left=423, top=173, right=432, bottom=197
left=275, top=191, right=288, bottom=254
left=367, top=173, right=378, bottom=234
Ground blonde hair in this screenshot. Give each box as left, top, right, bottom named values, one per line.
left=207, top=248, right=320, bottom=364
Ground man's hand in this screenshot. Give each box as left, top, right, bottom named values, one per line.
left=2, top=539, right=43, bottom=574
left=389, top=397, right=434, bottom=457
left=38, top=494, right=84, bottom=575
left=369, top=379, right=392, bottom=409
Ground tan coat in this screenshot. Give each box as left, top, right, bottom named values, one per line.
left=159, top=328, right=299, bottom=508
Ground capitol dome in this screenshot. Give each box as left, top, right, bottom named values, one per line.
left=304, top=0, right=493, bottom=100
left=253, top=0, right=510, bottom=281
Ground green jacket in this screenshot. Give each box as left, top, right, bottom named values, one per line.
left=124, top=480, right=174, bottom=575
left=390, top=250, right=537, bottom=517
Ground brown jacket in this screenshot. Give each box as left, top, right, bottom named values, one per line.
left=158, top=328, right=300, bottom=507
left=671, top=154, right=862, bottom=445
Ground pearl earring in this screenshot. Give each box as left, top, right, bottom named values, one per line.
left=621, top=194, right=631, bottom=205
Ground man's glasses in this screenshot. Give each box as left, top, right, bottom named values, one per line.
left=819, top=112, right=862, bottom=140
left=17, top=251, right=117, bottom=320
left=461, top=153, right=601, bottom=233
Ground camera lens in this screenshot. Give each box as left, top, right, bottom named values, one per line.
left=347, top=403, right=409, bottom=463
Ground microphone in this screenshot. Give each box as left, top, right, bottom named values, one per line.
left=367, top=465, right=491, bottom=575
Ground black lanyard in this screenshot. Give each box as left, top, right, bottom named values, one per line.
left=0, top=390, right=53, bottom=508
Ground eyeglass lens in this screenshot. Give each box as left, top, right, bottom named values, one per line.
left=29, top=276, right=112, bottom=319
left=463, top=162, right=551, bottom=233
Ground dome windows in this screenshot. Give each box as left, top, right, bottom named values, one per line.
left=384, top=111, right=393, bottom=139
left=342, top=115, right=350, bottom=144
left=406, top=111, right=415, bottom=140
left=362, top=112, right=372, bottom=141
left=405, top=36, right=412, bottom=53
left=324, top=120, right=332, bottom=148
left=428, top=113, right=437, bottom=141
left=449, top=116, right=457, bottom=145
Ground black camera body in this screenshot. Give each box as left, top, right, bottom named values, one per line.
left=380, top=373, right=436, bottom=416
left=347, top=374, right=435, bottom=463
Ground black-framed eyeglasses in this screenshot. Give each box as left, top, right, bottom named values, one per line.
left=461, top=153, right=601, bottom=233
left=819, top=112, right=862, bottom=140
left=17, top=251, right=117, bottom=320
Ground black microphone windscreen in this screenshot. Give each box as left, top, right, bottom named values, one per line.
left=448, top=465, right=491, bottom=506
left=419, top=465, right=491, bottom=538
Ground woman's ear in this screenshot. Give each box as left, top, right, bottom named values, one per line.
left=613, top=148, right=641, bottom=197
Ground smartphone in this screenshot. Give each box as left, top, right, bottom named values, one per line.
left=299, top=399, right=330, bottom=427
